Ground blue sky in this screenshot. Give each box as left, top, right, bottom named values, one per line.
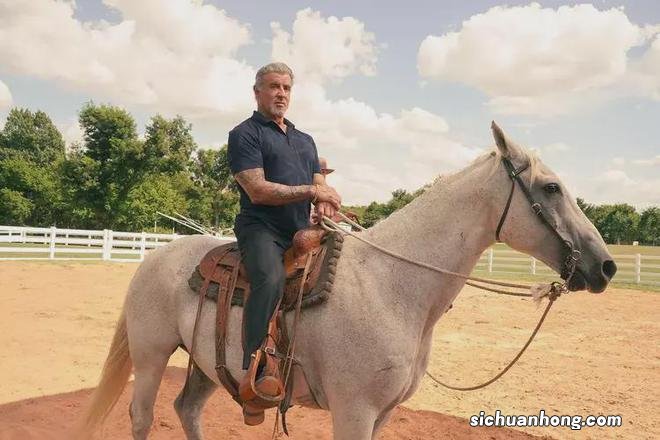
left=0, top=0, right=658, bottom=206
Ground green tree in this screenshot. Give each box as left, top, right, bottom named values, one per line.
left=79, top=102, right=138, bottom=164
left=58, top=147, right=101, bottom=228
left=188, top=146, right=239, bottom=231
left=0, top=188, right=33, bottom=224
left=638, top=207, right=659, bottom=245
left=595, top=204, right=639, bottom=245
left=0, top=108, right=65, bottom=165
left=576, top=197, right=595, bottom=219
left=77, top=103, right=146, bottom=227
left=0, top=108, right=65, bottom=226
left=8, top=158, right=63, bottom=224
left=362, top=188, right=421, bottom=227
left=116, top=173, right=189, bottom=231
left=362, top=201, right=388, bottom=227
left=143, top=115, right=197, bottom=174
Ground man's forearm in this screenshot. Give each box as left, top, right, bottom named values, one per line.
left=255, top=181, right=315, bottom=206
left=235, top=168, right=315, bottom=206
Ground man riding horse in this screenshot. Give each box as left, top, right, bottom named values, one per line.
left=227, top=62, right=342, bottom=403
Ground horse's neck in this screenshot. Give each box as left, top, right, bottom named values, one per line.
left=363, top=156, right=499, bottom=325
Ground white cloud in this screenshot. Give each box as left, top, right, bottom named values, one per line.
left=0, top=0, right=255, bottom=120
left=417, top=3, right=649, bottom=115
left=526, top=141, right=572, bottom=157
left=57, top=117, right=84, bottom=151
left=271, top=8, right=378, bottom=84
left=598, top=169, right=635, bottom=186
left=584, top=169, right=660, bottom=207
left=611, top=157, right=626, bottom=167
left=632, top=35, right=660, bottom=99
left=542, top=142, right=571, bottom=153
left=632, top=155, right=660, bottom=167
left=0, top=1, right=479, bottom=204
left=0, top=79, right=11, bottom=109
left=269, top=12, right=480, bottom=204
left=286, top=86, right=478, bottom=204
left=566, top=158, right=660, bottom=209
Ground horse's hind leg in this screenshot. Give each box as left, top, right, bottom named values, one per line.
left=174, top=365, right=218, bottom=440
left=128, top=347, right=172, bottom=439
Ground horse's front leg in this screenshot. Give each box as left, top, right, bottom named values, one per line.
left=371, top=406, right=397, bottom=440
left=330, top=403, right=380, bottom=440
left=324, top=368, right=409, bottom=440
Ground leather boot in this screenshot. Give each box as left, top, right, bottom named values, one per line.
left=238, top=321, right=285, bottom=425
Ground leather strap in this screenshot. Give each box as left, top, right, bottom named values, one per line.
left=498, top=157, right=579, bottom=280
left=183, top=268, right=213, bottom=390
left=276, top=252, right=314, bottom=434
left=184, top=249, right=232, bottom=399
left=216, top=261, right=241, bottom=402
left=495, top=177, right=516, bottom=242
left=500, top=159, right=562, bottom=241
left=495, top=161, right=528, bottom=242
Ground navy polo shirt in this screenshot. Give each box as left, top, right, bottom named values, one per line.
left=227, top=111, right=321, bottom=239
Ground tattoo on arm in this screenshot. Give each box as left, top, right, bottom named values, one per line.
left=234, top=168, right=314, bottom=206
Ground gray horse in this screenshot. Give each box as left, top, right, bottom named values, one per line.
left=78, top=123, right=616, bottom=439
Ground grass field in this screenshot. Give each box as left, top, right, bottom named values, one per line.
left=476, top=243, right=660, bottom=291
left=0, top=242, right=141, bottom=260
left=469, top=269, right=660, bottom=292
left=489, top=242, right=660, bottom=256
left=1, top=240, right=658, bottom=290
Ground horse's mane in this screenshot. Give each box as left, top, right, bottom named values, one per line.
left=429, top=145, right=543, bottom=191
left=368, top=144, right=544, bottom=231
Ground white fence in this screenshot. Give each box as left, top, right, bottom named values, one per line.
left=1, top=225, right=658, bottom=286
left=0, top=225, right=233, bottom=262
left=473, top=248, right=660, bottom=286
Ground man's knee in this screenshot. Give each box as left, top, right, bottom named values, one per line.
left=250, top=267, right=285, bottom=292
left=236, top=226, right=288, bottom=300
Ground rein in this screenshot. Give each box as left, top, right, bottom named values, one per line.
left=426, top=285, right=561, bottom=391
left=319, top=156, right=582, bottom=391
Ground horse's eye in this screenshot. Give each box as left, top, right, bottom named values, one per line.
left=544, top=183, right=561, bottom=194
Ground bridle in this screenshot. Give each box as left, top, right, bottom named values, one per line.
left=495, top=156, right=581, bottom=282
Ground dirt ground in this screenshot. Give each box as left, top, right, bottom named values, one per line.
left=0, top=261, right=658, bottom=439
left=0, top=367, right=550, bottom=440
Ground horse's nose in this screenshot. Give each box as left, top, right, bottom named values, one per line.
left=602, top=260, right=617, bottom=280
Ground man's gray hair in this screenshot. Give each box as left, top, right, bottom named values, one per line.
left=254, top=62, right=294, bottom=89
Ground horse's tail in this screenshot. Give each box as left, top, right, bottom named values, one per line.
left=75, top=308, right=132, bottom=438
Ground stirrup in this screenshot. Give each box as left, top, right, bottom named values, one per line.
left=238, top=345, right=285, bottom=406
left=242, top=401, right=265, bottom=426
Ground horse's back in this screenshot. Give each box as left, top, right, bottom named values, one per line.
left=124, top=235, right=232, bottom=355
left=130, top=234, right=231, bottom=292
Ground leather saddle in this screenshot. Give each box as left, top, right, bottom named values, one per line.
left=186, top=226, right=343, bottom=425
left=188, top=226, right=343, bottom=311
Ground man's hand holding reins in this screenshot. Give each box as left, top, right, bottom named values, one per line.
left=312, top=201, right=337, bottom=224
left=313, top=185, right=341, bottom=210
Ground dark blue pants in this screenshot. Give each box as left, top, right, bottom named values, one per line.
left=235, top=222, right=291, bottom=369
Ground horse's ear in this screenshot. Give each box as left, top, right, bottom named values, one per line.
left=491, top=121, right=523, bottom=159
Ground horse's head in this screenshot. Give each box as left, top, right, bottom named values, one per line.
left=490, top=122, right=616, bottom=293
